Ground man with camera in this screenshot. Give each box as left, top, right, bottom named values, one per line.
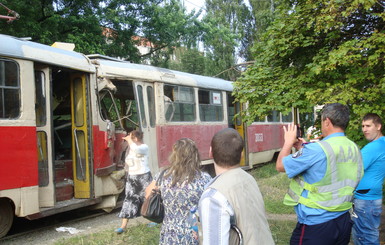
left=276, top=103, right=363, bottom=245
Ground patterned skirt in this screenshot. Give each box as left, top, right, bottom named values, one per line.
left=118, top=171, right=153, bottom=219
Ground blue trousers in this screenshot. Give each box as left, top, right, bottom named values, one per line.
left=352, top=198, right=382, bottom=245
left=290, top=211, right=352, bottom=245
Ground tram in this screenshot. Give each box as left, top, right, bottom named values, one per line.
left=0, top=34, right=291, bottom=237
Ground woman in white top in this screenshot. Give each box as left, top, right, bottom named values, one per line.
left=115, top=130, right=152, bottom=234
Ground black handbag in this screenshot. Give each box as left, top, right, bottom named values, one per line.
left=141, top=170, right=166, bottom=223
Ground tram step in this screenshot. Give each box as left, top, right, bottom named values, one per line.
left=55, top=160, right=73, bottom=182
left=55, top=179, right=74, bottom=202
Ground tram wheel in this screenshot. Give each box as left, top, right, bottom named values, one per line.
left=0, top=199, right=14, bottom=238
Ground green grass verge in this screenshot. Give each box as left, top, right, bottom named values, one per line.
left=270, top=219, right=297, bottom=245
left=54, top=220, right=296, bottom=245
left=54, top=223, right=161, bottom=245
left=250, top=163, right=295, bottom=214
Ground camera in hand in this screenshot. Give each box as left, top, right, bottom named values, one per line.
left=296, top=125, right=302, bottom=138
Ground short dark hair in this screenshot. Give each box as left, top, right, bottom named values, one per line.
left=211, top=128, right=244, bottom=167
left=130, top=130, right=144, bottom=141
left=321, top=103, right=350, bottom=130
left=363, top=113, right=383, bottom=127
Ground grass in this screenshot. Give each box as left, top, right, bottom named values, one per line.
left=54, top=162, right=296, bottom=245
left=250, top=163, right=295, bottom=215
left=54, top=223, right=161, bottom=245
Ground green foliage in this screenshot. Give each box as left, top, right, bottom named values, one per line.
left=200, top=0, right=256, bottom=80
left=168, top=48, right=206, bottom=75
left=0, top=0, right=201, bottom=63
left=0, top=0, right=107, bottom=54
left=249, top=0, right=276, bottom=43
left=234, top=0, right=385, bottom=144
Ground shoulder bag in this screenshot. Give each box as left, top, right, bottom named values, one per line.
left=140, top=169, right=166, bottom=223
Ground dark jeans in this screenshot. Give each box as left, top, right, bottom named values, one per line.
left=290, top=211, right=353, bottom=245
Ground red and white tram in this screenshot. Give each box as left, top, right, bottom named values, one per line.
left=0, top=34, right=292, bottom=237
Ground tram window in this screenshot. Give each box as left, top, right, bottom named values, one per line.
left=227, top=93, right=235, bottom=128
left=267, top=110, right=280, bottom=122
left=164, top=84, right=195, bottom=122
left=199, top=89, right=223, bottom=122
left=147, top=86, right=156, bottom=128
left=109, top=80, right=139, bottom=132
left=254, top=115, right=266, bottom=122
left=0, top=59, right=20, bottom=119
left=282, top=111, right=293, bottom=122
left=35, top=71, right=46, bottom=126
left=99, top=89, right=123, bottom=129
left=37, top=131, right=49, bottom=187
left=137, top=85, right=147, bottom=128
left=73, top=78, right=85, bottom=127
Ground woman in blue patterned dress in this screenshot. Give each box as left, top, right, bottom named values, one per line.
left=145, top=138, right=212, bottom=244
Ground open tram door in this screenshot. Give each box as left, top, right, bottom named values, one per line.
left=35, top=66, right=55, bottom=207
left=134, top=81, right=159, bottom=174
left=70, top=74, right=92, bottom=198
left=228, top=93, right=247, bottom=167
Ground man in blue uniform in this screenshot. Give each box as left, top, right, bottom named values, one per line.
left=276, top=103, right=363, bottom=245
left=352, top=113, right=385, bottom=245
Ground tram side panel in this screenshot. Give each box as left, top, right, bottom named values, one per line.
left=0, top=58, right=40, bottom=215
left=156, top=124, right=227, bottom=168
left=246, top=123, right=286, bottom=166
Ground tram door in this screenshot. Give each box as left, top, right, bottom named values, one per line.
left=71, top=74, right=91, bottom=198
left=135, top=81, right=159, bottom=174
left=228, top=93, right=247, bottom=167
left=35, top=67, right=55, bottom=207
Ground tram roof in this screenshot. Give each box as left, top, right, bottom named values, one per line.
left=93, top=58, right=233, bottom=92
left=0, top=34, right=95, bottom=72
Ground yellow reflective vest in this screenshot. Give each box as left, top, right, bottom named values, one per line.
left=284, top=136, right=363, bottom=211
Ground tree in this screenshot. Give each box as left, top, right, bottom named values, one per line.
left=200, top=0, right=255, bottom=80
left=249, top=0, right=276, bottom=43
left=168, top=47, right=206, bottom=74
left=233, top=0, right=385, bottom=145
left=0, top=0, right=201, bottom=63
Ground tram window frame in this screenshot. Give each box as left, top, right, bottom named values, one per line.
left=0, top=59, right=20, bottom=119
left=164, top=84, right=195, bottom=122
left=198, top=89, right=223, bottom=122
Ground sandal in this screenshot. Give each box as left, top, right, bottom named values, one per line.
left=115, top=228, right=125, bottom=234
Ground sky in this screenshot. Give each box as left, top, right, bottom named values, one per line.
left=183, top=0, right=206, bottom=15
